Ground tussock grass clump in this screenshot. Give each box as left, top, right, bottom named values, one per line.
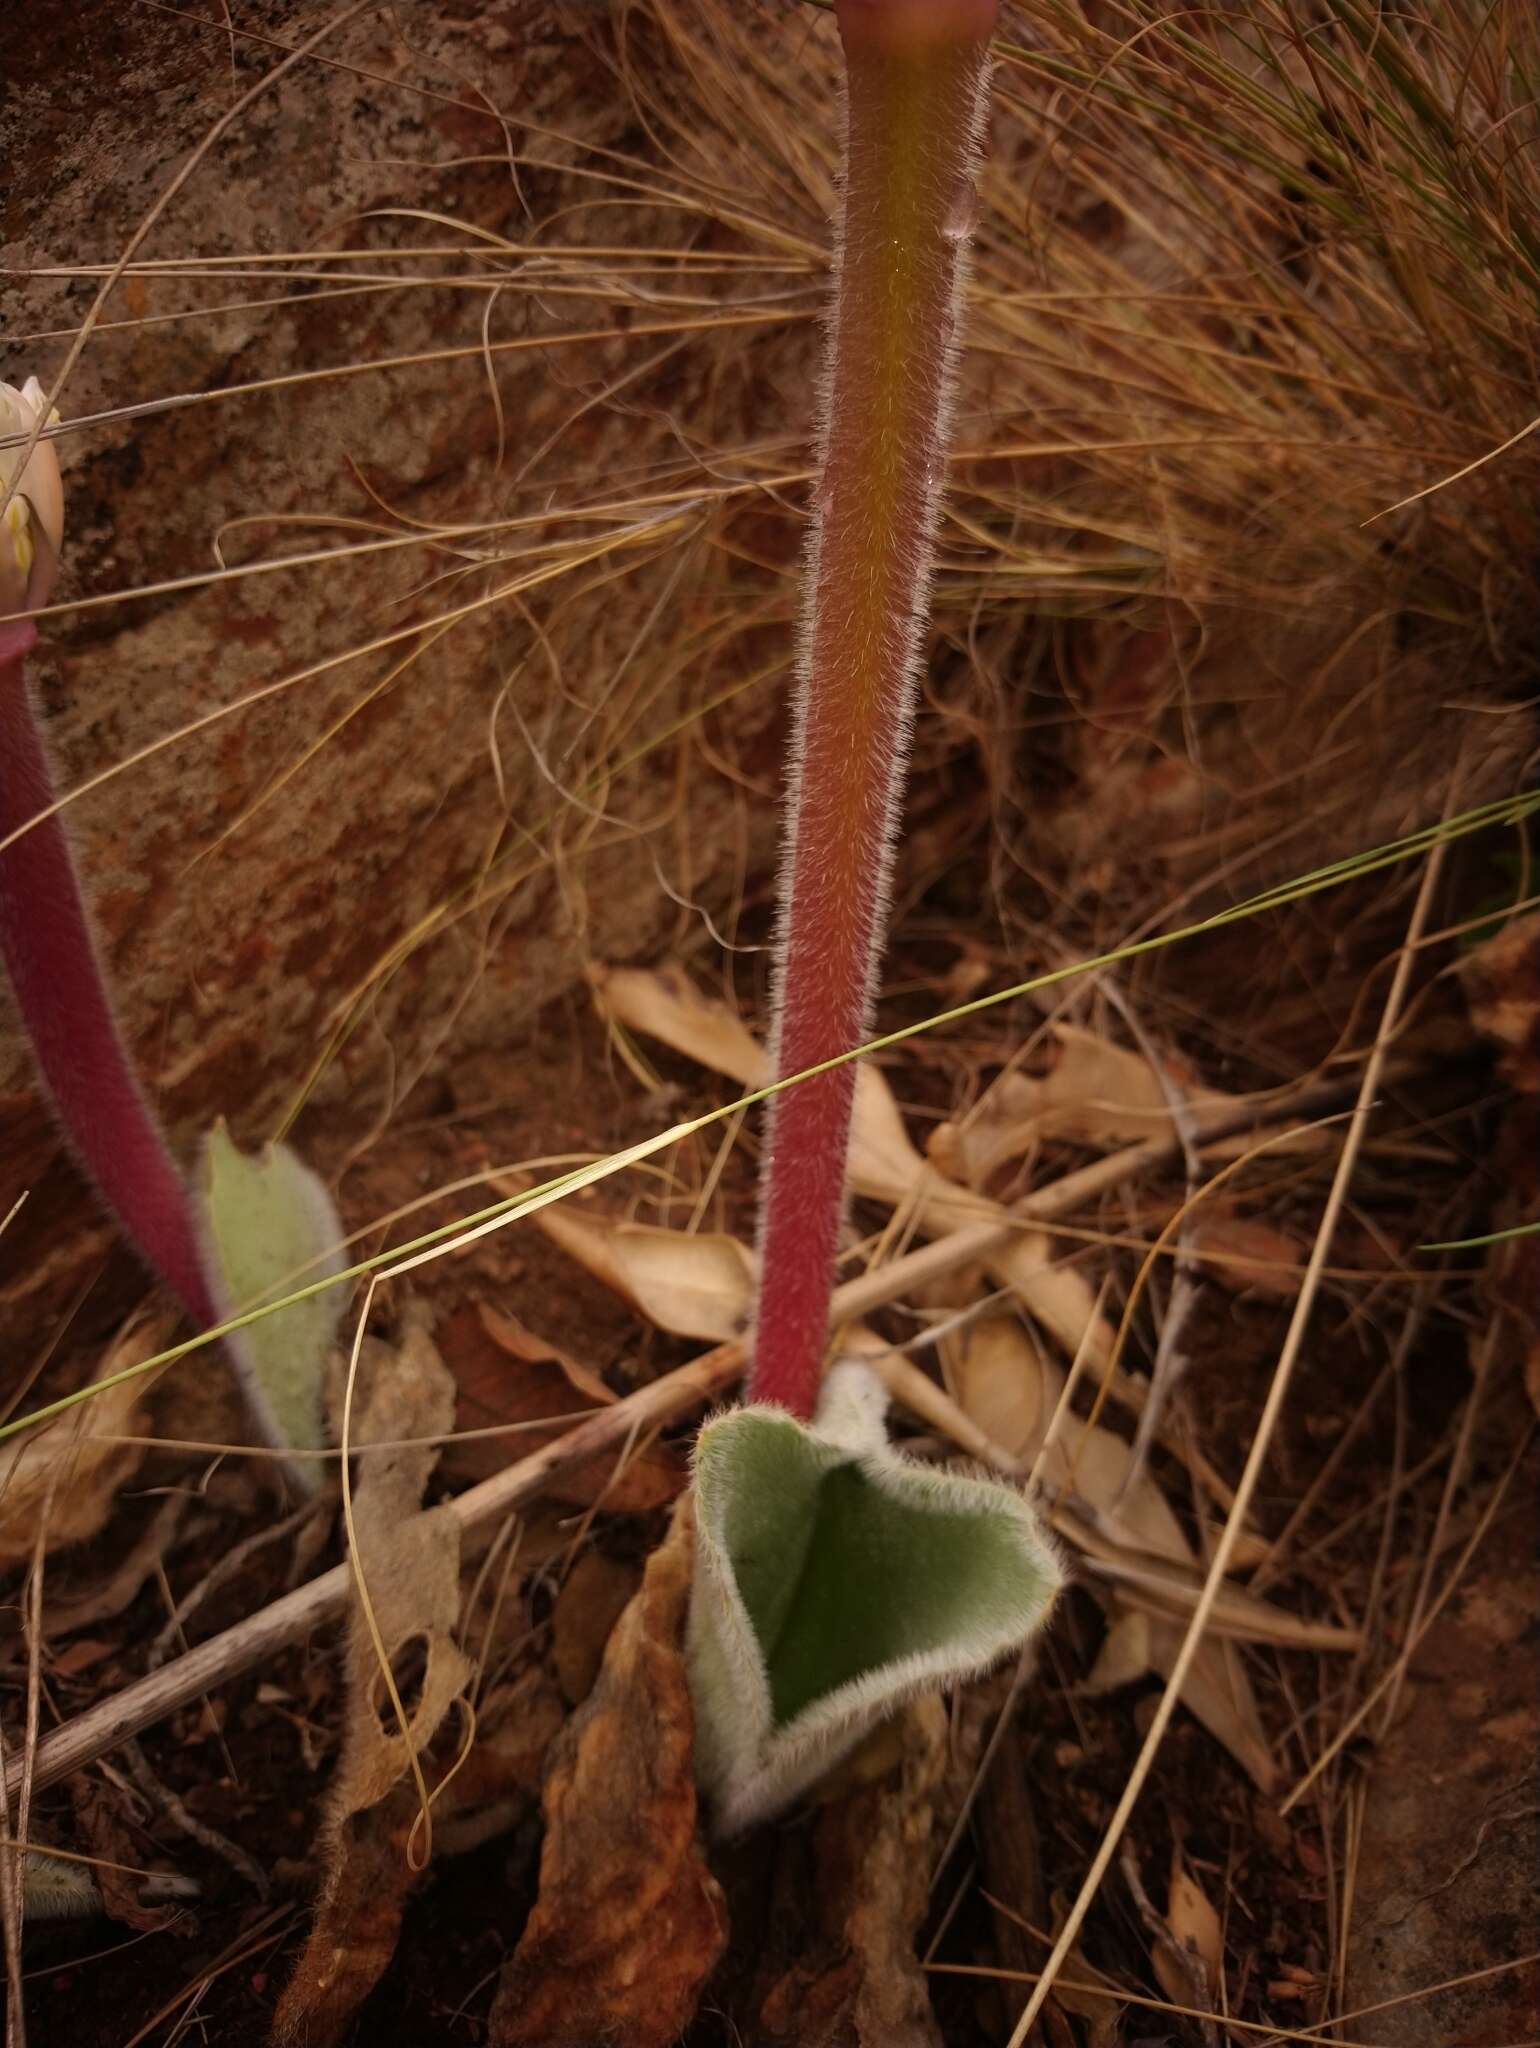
left=614, top=0, right=1538, bottom=1011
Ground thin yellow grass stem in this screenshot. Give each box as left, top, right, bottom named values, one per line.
left=1002, top=840, right=1444, bottom=2048
left=0, top=789, right=1527, bottom=1451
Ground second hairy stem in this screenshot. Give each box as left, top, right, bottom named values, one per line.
left=0, top=638, right=216, bottom=1326
left=750, top=0, right=996, bottom=1418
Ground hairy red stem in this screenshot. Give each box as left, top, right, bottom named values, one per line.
left=0, top=634, right=216, bottom=1325
left=749, top=0, right=997, bottom=1417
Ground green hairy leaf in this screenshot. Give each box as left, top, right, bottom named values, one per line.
left=688, top=1362, right=1061, bottom=1835
left=196, top=1121, right=345, bottom=1492
left=21, top=1852, right=103, bottom=1922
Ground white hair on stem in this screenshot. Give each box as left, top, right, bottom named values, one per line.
left=751, top=15, right=996, bottom=1413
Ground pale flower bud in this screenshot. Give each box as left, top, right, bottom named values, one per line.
left=0, top=377, right=65, bottom=612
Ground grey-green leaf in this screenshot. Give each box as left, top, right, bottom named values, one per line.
left=688, top=1362, right=1062, bottom=1835
left=196, top=1121, right=345, bottom=1492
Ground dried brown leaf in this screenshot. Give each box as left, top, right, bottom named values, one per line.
left=480, top=1302, right=616, bottom=1407
left=1166, top=1848, right=1224, bottom=1995
left=947, top=1316, right=1189, bottom=1562
left=435, top=1301, right=682, bottom=1508
left=0, top=1319, right=171, bottom=1565
left=272, top=1311, right=472, bottom=2048
left=552, top=1548, right=643, bottom=1705
left=944, top=1316, right=1057, bottom=1464
left=1190, top=1210, right=1304, bottom=1298
left=984, top=1238, right=1112, bottom=1376
left=591, top=961, right=766, bottom=1086
left=1076, top=1593, right=1277, bottom=1791
left=952, top=1321, right=1277, bottom=1788
left=1146, top=1617, right=1278, bottom=1797
left=1124, top=1840, right=1218, bottom=2041
left=534, top=1206, right=754, bottom=1343
left=1040, top=1425, right=1193, bottom=1566
left=1461, top=908, right=1540, bottom=1094
left=846, top=1064, right=1095, bottom=1344
left=941, top=1025, right=1225, bottom=1173
left=49, top=1637, right=115, bottom=1678
left=934, top=1023, right=1319, bottom=1176
left=490, top=1500, right=727, bottom=2048
left=1082, top=1603, right=1155, bottom=1695
left=594, top=964, right=1114, bottom=1367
